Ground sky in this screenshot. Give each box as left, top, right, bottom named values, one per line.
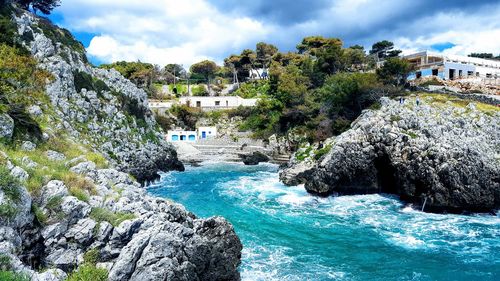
left=48, top=0, right=500, bottom=67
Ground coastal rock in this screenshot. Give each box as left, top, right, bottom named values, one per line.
left=241, top=151, right=270, bottom=165
left=282, top=96, right=500, bottom=213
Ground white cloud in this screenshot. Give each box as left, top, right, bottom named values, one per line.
left=56, top=0, right=272, bottom=67
left=53, top=0, right=500, bottom=67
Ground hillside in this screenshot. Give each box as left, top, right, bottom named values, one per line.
left=0, top=5, right=242, bottom=281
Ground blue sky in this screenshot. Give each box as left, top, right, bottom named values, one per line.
left=48, top=0, right=500, bottom=67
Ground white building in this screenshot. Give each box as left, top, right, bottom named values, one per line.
left=178, top=96, right=258, bottom=110
left=404, top=51, right=500, bottom=81
left=167, top=126, right=217, bottom=142
left=248, top=68, right=268, bottom=80
left=149, top=101, right=174, bottom=116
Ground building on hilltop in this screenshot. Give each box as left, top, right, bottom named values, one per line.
left=178, top=96, right=258, bottom=111
left=149, top=96, right=258, bottom=115
left=404, top=51, right=500, bottom=83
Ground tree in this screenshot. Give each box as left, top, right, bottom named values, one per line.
left=190, top=60, right=218, bottom=94
left=376, top=57, right=413, bottom=86
left=15, top=0, right=61, bottom=15
left=296, top=36, right=342, bottom=56
left=274, top=64, right=310, bottom=108
left=256, top=42, right=278, bottom=70
left=370, top=40, right=401, bottom=59
left=164, top=64, right=186, bottom=78
left=343, top=46, right=367, bottom=71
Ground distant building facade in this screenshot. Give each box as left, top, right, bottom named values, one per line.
left=167, top=126, right=217, bottom=142
left=178, top=96, right=258, bottom=110
left=404, top=51, right=500, bottom=81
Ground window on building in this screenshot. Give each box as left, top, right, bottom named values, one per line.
left=476, top=72, right=480, bottom=77
left=458, top=70, right=462, bottom=77
left=416, top=71, right=422, bottom=79
left=432, top=69, right=438, bottom=76
left=215, top=101, right=220, bottom=106
left=467, top=71, right=474, bottom=76
left=196, top=101, right=201, bottom=107
left=486, top=73, right=492, bottom=78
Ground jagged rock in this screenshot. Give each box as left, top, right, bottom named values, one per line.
left=282, top=97, right=500, bottom=213
left=70, top=161, right=97, bottom=177
left=0, top=114, right=14, bottom=140
left=28, top=105, right=43, bottom=117
left=46, top=150, right=66, bottom=161
left=40, top=180, right=69, bottom=205
left=21, top=156, right=38, bottom=169
left=20, top=141, right=36, bottom=151
left=45, top=248, right=82, bottom=271
left=2, top=8, right=242, bottom=281
left=96, top=221, right=113, bottom=242
left=32, top=268, right=67, bottom=281
left=60, top=196, right=91, bottom=224
left=280, top=160, right=315, bottom=186
left=65, top=218, right=96, bottom=245
left=10, top=166, right=29, bottom=181
left=241, top=151, right=270, bottom=165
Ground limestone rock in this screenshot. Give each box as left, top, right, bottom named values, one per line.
left=0, top=114, right=14, bottom=140
left=282, top=96, right=500, bottom=213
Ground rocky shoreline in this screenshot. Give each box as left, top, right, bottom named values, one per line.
left=1, top=8, right=242, bottom=280
left=1, top=154, right=242, bottom=280
left=280, top=95, right=500, bottom=213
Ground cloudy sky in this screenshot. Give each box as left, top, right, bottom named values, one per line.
left=49, top=0, right=500, bottom=67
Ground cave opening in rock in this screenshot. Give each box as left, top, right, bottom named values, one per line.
left=374, top=153, right=398, bottom=194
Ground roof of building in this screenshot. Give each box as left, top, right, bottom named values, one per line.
left=403, top=50, right=500, bottom=68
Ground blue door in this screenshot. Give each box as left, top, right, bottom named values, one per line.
left=202, top=131, right=207, bottom=139
left=180, top=135, right=186, bottom=141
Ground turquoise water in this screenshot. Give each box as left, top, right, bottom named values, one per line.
left=148, top=162, right=500, bottom=281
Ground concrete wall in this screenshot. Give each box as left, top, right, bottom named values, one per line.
left=197, top=126, right=217, bottom=139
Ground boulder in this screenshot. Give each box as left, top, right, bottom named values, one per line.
left=0, top=114, right=14, bottom=140
left=241, top=151, right=270, bottom=165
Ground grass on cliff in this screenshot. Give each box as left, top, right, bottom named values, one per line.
left=0, top=165, right=22, bottom=219
left=90, top=207, right=136, bottom=227
left=0, top=271, right=29, bottom=281
left=420, top=93, right=499, bottom=114
left=0, top=136, right=107, bottom=198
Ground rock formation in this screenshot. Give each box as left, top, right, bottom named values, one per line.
left=1, top=155, right=242, bottom=280
left=0, top=6, right=242, bottom=280
left=14, top=11, right=183, bottom=183
left=281, top=96, right=500, bottom=213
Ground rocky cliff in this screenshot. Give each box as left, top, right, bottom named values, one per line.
left=0, top=6, right=242, bottom=281
left=14, top=10, right=183, bottom=183
left=280, top=95, right=500, bottom=213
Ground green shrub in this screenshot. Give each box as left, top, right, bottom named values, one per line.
left=66, top=264, right=108, bottom=281
left=0, top=271, right=29, bottom=281
left=83, top=248, right=100, bottom=265
left=390, top=115, right=402, bottom=122
left=32, top=204, right=48, bottom=225
left=73, top=70, right=110, bottom=96
left=0, top=254, right=11, bottom=271
left=314, top=144, right=332, bottom=160
left=90, top=207, right=136, bottom=227
left=0, top=166, right=21, bottom=202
